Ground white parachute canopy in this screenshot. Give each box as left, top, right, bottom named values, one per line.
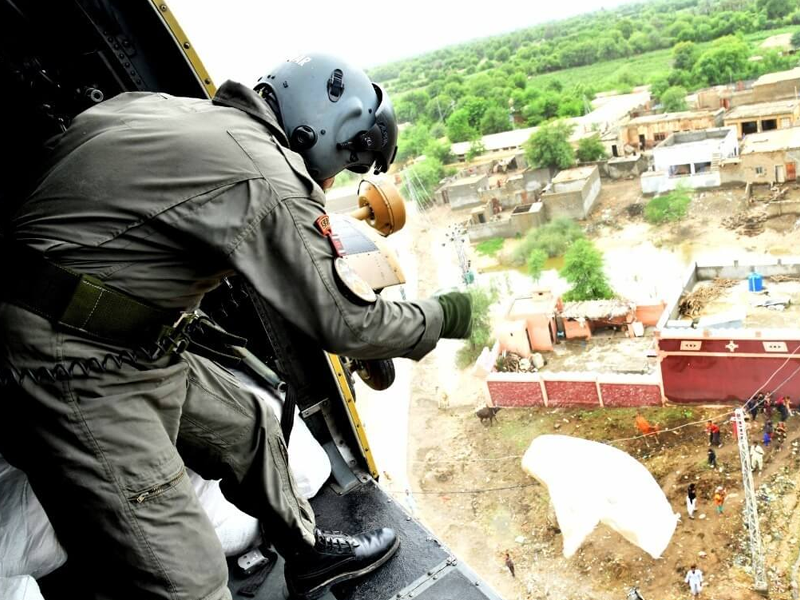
left=522, top=434, right=679, bottom=559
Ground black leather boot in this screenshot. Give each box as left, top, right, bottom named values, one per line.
left=285, top=528, right=399, bottom=599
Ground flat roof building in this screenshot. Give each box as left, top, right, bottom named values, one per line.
left=542, top=165, right=602, bottom=220
left=723, top=99, right=800, bottom=138
left=721, top=126, right=800, bottom=184
left=641, top=127, right=739, bottom=194
left=622, top=109, right=724, bottom=150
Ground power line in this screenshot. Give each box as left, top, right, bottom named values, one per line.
left=410, top=351, right=800, bottom=466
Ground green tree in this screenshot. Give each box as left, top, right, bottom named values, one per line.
left=758, top=0, right=794, bottom=19
left=524, top=120, right=576, bottom=170
left=672, top=41, right=699, bottom=71
left=396, top=123, right=433, bottom=162
left=576, top=135, right=608, bottom=163
left=693, top=36, right=751, bottom=85
left=479, top=105, right=510, bottom=134
left=661, top=86, right=689, bottom=111
left=424, top=139, right=454, bottom=164
left=400, top=157, right=445, bottom=204
left=560, top=239, right=615, bottom=302
left=495, top=47, right=511, bottom=62
left=629, top=31, right=652, bottom=54
left=511, top=72, right=527, bottom=89
left=791, top=30, right=800, bottom=48
left=445, top=109, right=477, bottom=143
left=455, top=286, right=498, bottom=369
left=617, top=17, right=635, bottom=39
left=527, top=249, right=548, bottom=281
left=506, top=218, right=584, bottom=266
left=458, top=96, right=490, bottom=128
left=466, top=138, right=486, bottom=161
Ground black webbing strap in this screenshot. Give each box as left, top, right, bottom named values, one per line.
left=3, top=241, right=180, bottom=345
left=280, top=384, right=297, bottom=444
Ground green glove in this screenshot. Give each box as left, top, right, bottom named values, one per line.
left=437, top=292, right=473, bottom=339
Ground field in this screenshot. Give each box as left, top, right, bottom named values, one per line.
left=383, top=26, right=799, bottom=101
left=523, top=27, right=798, bottom=92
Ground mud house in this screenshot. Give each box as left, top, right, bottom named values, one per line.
left=497, top=291, right=561, bottom=355
left=721, top=127, right=800, bottom=184
left=723, top=99, right=800, bottom=138
left=621, top=108, right=724, bottom=150
left=541, top=165, right=602, bottom=220
left=752, top=68, right=800, bottom=103
left=466, top=201, right=546, bottom=242
left=437, top=173, right=488, bottom=210
left=640, top=127, right=739, bottom=194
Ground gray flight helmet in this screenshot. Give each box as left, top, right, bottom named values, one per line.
left=256, top=53, right=398, bottom=181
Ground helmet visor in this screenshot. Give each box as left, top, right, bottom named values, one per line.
left=341, top=84, right=398, bottom=175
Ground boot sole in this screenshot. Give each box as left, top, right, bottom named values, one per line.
left=288, top=537, right=401, bottom=600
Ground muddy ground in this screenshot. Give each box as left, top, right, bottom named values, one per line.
left=401, top=179, right=800, bottom=600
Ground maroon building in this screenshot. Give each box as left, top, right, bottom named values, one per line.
left=656, top=259, right=800, bottom=404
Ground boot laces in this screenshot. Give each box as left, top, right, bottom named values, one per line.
left=315, top=529, right=359, bottom=554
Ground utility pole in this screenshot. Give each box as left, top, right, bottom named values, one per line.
left=733, top=408, right=768, bottom=594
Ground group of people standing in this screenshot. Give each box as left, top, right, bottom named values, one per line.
left=683, top=394, right=795, bottom=597
left=685, top=483, right=727, bottom=520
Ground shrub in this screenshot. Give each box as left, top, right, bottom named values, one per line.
left=505, top=218, right=585, bottom=266
left=576, top=134, right=608, bottom=163
left=455, top=286, right=498, bottom=369
left=644, top=187, right=691, bottom=224
left=527, top=249, right=548, bottom=281
left=476, top=237, right=504, bottom=256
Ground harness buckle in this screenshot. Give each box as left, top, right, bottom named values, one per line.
left=149, top=311, right=201, bottom=360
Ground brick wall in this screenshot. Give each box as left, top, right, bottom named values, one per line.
left=600, top=383, right=663, bottom=407
left=486, top=372, right=664, bottom=408
left=487, top=378, right=544, bottom=407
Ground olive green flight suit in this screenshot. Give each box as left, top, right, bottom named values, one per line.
left=0, top=81, right=443, bottom=600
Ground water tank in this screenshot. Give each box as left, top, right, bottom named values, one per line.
left=748, top=272, right=764, bottom=293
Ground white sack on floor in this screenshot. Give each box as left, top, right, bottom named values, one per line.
left=0, top=456, right=260, bottom=582
left=522, top=435, right=678, bottom=559
left=190, top=474, right=260, bottom=556
left=0, top=456, right=67, bottom=579
left=0, top=576, right=45, bottom=600
left=0, top=369, right=332, bottom=581
left=231, top=369, right=332, bottom=499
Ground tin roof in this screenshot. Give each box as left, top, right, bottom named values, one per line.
left=561, top=300, right=635, bottom=320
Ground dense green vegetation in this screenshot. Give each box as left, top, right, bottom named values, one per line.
left=456, top=286, right=498, bottom=368
left=475, top=237, right=505, bottom=256
left=576, top=135, right=609, bottom=163
left=373, top=0, right=800, bottom=164
left=561, top=239, right=615, bottom=301
left=526, top=248, right=548, bottom=282
left=505, top=218, right=585, bottom=267
left=399, top=156, right=449, bottom=204
left=645, top=186, right=693, bottom=223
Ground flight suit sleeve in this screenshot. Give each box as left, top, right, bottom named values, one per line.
left=225, top=181, right=444, bottom=361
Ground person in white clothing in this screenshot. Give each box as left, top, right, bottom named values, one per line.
left=751, top=442, right=765, bottom=473
left=685, top=564, right=703, bottom=596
